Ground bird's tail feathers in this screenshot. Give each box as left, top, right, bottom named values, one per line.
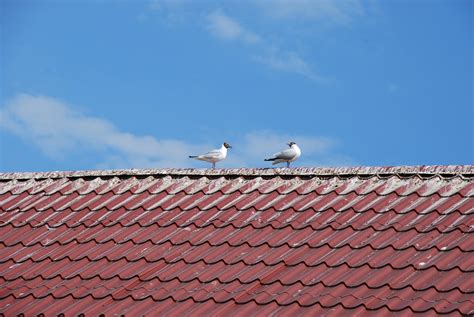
left=264, top=158, right=276, bottom=161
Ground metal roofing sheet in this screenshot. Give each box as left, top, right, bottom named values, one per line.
left=0, top=166, right=473, bottom=315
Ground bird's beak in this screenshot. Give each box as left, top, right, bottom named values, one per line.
left=228, top=145, right=232, bottom=148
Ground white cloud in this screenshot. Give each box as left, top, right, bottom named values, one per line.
left=206, top=11, right=324, bottom=81
left=207, top=11, right=260, bottom=44
left=0, top=94, right=209, bottom=168
left=240, top=131, right=333, bottom=161
left=149, top=0, right=188, bottom=11
left=256, top=0, right=364, bottom=24
left=0, top=94, right=348, bottom=169
left=254, top=50, right=328, bottom=82
left=146, top=2, right=368, bottom=81
left=202, top=130, right=346, bottom=168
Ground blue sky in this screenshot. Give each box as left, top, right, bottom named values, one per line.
left=1, top=0, right=472, bottom=172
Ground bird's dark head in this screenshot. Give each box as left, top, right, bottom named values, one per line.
left=287, top=141, right=296, bottom=147
left=223, top=142, right=232, bottom=149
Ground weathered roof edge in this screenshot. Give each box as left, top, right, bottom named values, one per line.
left=0, top=165, right=473, bottom=180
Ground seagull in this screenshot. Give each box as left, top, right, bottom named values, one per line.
left=264, top=141, right=301, bottom=168
left=189, top=142, right=232, bottom=168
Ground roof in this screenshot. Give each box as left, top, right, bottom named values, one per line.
left=0, top=165, right=473, bottom=316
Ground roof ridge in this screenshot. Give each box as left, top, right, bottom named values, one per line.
left=0, top=165, right=473, bottom=180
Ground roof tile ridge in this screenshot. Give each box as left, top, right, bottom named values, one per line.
left=1, top=165, right=473, bottom=180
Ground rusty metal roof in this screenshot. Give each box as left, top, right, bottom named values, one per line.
left=0, top=166, right=473, bottom=315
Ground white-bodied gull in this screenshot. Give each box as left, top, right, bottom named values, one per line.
left=189, top=142, right=232, bottom=168
left=264, top=141, right=301, bottom=168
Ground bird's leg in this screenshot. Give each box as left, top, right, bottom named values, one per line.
left=287, top=161, right=290, bottom=168
left=212, top=162, right=216, bottom=169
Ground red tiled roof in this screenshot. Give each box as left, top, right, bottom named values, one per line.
left=0, top=166, right=473, bottom=315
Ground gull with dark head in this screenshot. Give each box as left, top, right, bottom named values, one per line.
left=189, top=142, right=232, bottom=169
left=264, top=141, right=301, bottom=168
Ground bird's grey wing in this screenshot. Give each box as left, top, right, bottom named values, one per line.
left=200, top=149, right=221, bottom=159
left=272, top=148, right=296, bottom=160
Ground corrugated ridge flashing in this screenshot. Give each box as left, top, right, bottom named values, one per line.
left=0, top=165, right=473, bottom=180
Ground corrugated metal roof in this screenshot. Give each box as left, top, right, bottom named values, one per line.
left=0, top=166, right=473, bottom=315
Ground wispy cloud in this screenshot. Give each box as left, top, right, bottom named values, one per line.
left=146, top=1, right=369, bottom=81
left=254, top=49, right=328, bottom=82
left=226, top=130, right=353, bottom=168
left=255, top=0, right=364, bottom=24
left=206, top=10, right=322, bottom=81
left=147, top=0, right=198, bottom=25
left=1, top=94, right=349, bottom=169
left=0, top=94, right=208, bottom=168
left=240, top=130, right=333, bottom=160
left=207, top=11, right=260, bottom=44
left=149, top=0, right=188, bottom=11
